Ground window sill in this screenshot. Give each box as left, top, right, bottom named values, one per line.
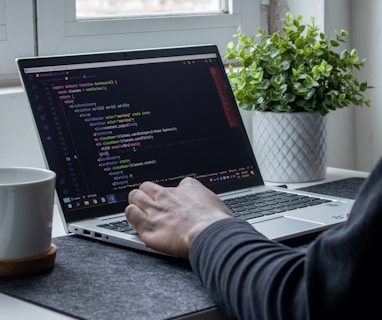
left=0, top=86, right=24, bottom=96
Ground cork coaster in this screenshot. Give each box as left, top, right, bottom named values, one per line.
left=0, top=244, right=57, bottom=278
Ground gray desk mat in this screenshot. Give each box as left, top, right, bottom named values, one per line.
left=0, top=177, right=366, bottom=320
left=0, top=236, right=215, bottom=320
left=298, top=177, right=366, bottom=200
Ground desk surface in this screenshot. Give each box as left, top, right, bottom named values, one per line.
left=0, top=167, right=369, bottom=320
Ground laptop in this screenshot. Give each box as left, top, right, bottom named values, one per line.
left=16, top=44, right=354, bottom=254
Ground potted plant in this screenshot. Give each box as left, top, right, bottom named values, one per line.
left=224, top=12, right=373, bottom=182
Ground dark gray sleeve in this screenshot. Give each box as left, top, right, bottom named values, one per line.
left=189, top=218, right=308, bottom=319
left=189, top=158, right=382, bottom=320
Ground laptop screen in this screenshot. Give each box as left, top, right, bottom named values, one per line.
left=17, top=45, right=263, bottom=222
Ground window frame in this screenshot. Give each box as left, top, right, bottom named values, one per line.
left=1, top=0, right=261, bottom=85
left=0, top=0, right=35, bottom=84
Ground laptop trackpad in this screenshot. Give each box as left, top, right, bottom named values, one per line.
left=251, top=217, right=322, bottom=240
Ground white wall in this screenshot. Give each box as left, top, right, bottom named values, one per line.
left=324, top=0, right=356, bottom=170
left=0, top=88, right=46, bottom=168
left=351, top=0, right=382, bottom=171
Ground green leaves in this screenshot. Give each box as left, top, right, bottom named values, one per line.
left=225, top=12, right=373, bottom=115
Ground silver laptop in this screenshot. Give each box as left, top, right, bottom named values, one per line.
left=16, top=45, right=354, bottom=254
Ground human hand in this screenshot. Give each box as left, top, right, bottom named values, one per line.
left=125, top=177, right=233, bottom=258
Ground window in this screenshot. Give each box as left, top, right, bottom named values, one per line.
left=76, top=0, right=226, bottom=18
left=1, top=0, right=260, bottom=86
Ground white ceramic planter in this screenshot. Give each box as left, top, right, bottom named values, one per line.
left=252, top=111, right=327, bottom=183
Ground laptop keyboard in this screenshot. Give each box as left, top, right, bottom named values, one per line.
left=99, top=190, right=331, bottom=235
left=224, top=190, right=331, bottom=220
left=99, top=220, right=138, bottom=235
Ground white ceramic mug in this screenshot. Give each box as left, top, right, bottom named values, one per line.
left=0, top=167, right=56, bottom=261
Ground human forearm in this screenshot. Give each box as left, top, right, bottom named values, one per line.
left=189, top=219, right=307, bottom=320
